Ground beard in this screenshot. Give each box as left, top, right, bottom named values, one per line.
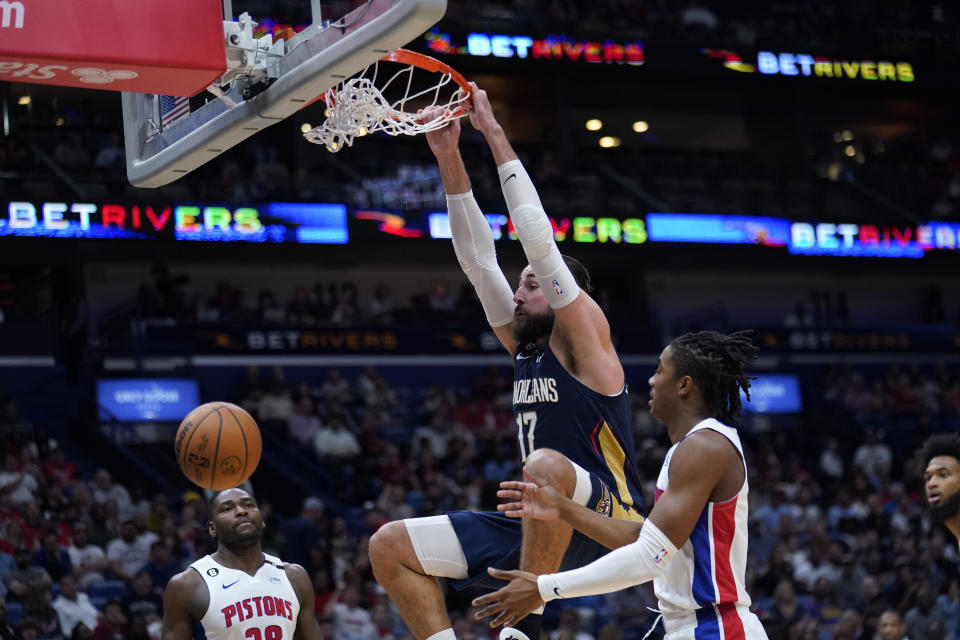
left=218, top=521, right=264, bottom=550
left=512, top=310, right=554, bottom=344
left=927, top=488, right=960, bottom=523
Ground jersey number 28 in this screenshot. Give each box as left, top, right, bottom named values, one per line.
left=516, top=411, right=538, bottom=461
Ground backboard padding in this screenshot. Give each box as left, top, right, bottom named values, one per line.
left=122, top=0, right=446, bottom=188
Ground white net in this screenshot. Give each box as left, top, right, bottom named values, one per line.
left=304, top=58, right=470, bottom=152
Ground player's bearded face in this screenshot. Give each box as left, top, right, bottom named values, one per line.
left=926, top=456, right=960, bottom=523
left=513, top=308, right=554, bottom=343
left=928, top=484, right=960, bottom=522
left=216, top=515, right=264, bottom=549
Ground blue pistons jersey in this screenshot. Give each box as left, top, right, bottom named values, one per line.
left=512, top=342, right=644, bottom=517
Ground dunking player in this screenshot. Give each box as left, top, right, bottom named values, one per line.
left=473, top=332, right=769, bottom=640
left=918, top=433, right=960, bottom=549
left=162, top=488, right=321, bottom=639
left=368, top=84, right=645, bottom=640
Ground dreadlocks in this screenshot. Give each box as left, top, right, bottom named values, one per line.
left=669, top=330, right=758, bottom=425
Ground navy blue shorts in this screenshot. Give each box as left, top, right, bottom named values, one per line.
left=446, top=474, right=645, bottom=591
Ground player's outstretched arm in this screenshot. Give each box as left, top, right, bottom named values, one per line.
left=469, top=85, right=622, bottom=393
left=161, top=569, right=206, bottom=640
left=425, top=105, right=518, bottom=354
left=498, top=468, right=643, bottom=550
left=286, top=563, right=323, bottom=640
left=473, top=432, right=739, bottom=622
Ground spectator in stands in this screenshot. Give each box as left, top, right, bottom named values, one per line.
left=903, top=585, right=938, bottom=640
left=0, top=453, right=38, bottom=507
left=426, top=280, right=455, bottom=316
left=832, top=610, right=863, bottom=640
left=257, top=289, right=283, bottom=324
left=819, top=438, right=844, bottom=480
left=92, top=601, right=126, bottom=640
left=805, top=577, right=844, bottom=636
left=321, top=369, right=351, bottom=405
left=283, top=496, right=327, bottom=575
left=853, top=430, right=893, bottom=487
left=4, top=547, right=52, bottom=615
left=66, top=523, right=107, bottom=589
left=367, top=284, right=396, bottom=324
left=287, top=287, right=317, bottom=325
left=330, top=282, right=360, bottom=325
left=122, top=570, right=162, bottom=622
left=93, top=132, right=125, bottom=173
left=138, top=542, right=176, bottom=592
left=52, top=573, right=99, bottom=638
left=327, top=584, right=378, bottom=640
left=31, top=531, right=72, bottom=583
left=259, top=367, right=295, bottom=426
left=90, top=470, right=132, bottom=523
left=106, top=520, right=157, bottom=584
left=932, top=579, right=959, bottom=639
left=141, top=494, right=170, bottom=534
left=289, top=395, right=323, bottom=448
left=313, top=417, right=361, bottom=461
left=18, top=503, right=44, bottom=550
left=235, top=365, right=264, bottom=417
left=313, top=569, right=335, bottom=619
left=14, top=617, right=39, bottom=640
left=877, top=610, right=907, bottom=640
left=85, top=505, right=114, bottom=551
left=761, top=580, right=805, bottom=640
left=43, top=447, right=77, bottom=486
left=40, top=483, right=73, bottom=525
left=549, top=609, right=595, bottom=640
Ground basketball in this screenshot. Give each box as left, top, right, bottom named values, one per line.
left=174, top=402, right=262, bottom=490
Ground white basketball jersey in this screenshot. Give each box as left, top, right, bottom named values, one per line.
left=653, top=419, right=767, bottom=640
left=190, top=554, right=300, bottom=640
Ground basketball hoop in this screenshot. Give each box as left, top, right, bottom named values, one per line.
left=304, top=49, right=471, bottom=152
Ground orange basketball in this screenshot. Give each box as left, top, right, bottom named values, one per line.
left=174, top=402, right=262, bottom=490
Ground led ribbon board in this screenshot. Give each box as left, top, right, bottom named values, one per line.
left=0, top=201, right=348, bottom=243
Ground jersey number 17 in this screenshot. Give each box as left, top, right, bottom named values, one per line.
left=516, top=411, right=537, bottom=461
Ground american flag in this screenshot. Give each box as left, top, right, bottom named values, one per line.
left=160, top=95, right=190, bottom=129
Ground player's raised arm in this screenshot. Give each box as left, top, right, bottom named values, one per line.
left=285, top=563, right=323, bottom=640
left=161, top=569, right=206, bottom=640
left=467, top=84, right=622, bottom=394
left=425, top=105, right=518, bottom=354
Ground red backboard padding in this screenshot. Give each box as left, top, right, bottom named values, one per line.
left=0, top=0, right=226, bottom=96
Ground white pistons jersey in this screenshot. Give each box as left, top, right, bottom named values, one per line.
left=654, top=419, right=767, bottom=640
left=190, top=554, right=300, bottom=640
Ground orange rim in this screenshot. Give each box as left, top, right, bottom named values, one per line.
left=306, top=48, right=472, bottom=115
left=383, top=49, right=472, bottom=118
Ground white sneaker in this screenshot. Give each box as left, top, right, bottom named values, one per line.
left=499, top=629, right=531, bottom=640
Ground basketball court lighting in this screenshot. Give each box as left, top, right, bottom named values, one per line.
left=585, top=119, right=603, bottom=131
left=17, top=96, right=31, bottom=106
left=599, top=136, right=621, bottom=148
left=300, top=123, right=312, bottom=133
left=842, top=130, right=854, bottom=141
left=632, top=120, right=649, bottom=133
left=844, top=145, right=856, bottom=157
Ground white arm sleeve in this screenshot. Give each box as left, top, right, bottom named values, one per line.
left=496, top=159, right=579, bottom=309
left=536, top=519, right=678, bottom=601
left=447, top=191, right=516, bottom=327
